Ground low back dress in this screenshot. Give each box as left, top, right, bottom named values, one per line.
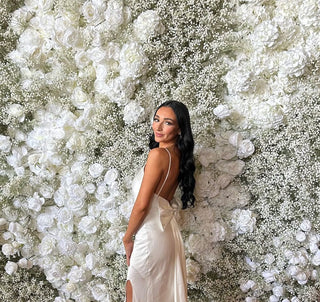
left=126, top=148, right=188, bottom=302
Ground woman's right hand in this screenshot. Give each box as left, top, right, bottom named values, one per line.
left=123, top=236, right=134, bottom=266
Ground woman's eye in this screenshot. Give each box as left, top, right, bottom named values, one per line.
left=153, top=118, right=159, bottom=122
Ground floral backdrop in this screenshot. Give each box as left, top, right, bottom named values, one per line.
left=0, top=0, right=320, bottom=301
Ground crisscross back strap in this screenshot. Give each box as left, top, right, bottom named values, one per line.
left=156, top=148, right=171, bottom=196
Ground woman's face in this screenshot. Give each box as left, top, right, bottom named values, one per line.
left=152, top=106, right=180, bottom=147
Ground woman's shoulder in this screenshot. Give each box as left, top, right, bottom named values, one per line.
left=146, top=148, right=169, bottom=166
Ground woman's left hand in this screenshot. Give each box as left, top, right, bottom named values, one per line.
left=123, top=237, right=134, bottom=266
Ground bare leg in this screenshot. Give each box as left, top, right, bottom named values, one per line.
left=126, top=280, right=133, bottom=302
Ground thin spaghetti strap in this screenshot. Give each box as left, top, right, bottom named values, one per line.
left=156, top=148, right=172, bottom=196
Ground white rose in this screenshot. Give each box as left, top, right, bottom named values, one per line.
left=36, top=213, right=55, bottom=232
left=251, top=20, right=279, bottom=50
left=195, top=171, right=219, bottom=199
left=245, top=256, right=259, bottom=271
left=211, top=222, right=226, bottom=242
left=0, top=135, right=12, bottom=153
left=39, top=235, right=56, bottom=256
left=25, top=0, right=54, bottom=11
left=231, top=209, right=256, bottom=234
left=67, top=184, right=86, bottom=211
left=198, top=147, right=217, bottom=167
left=225, top=66, right=256, bottom=95
left=54, top=187, right=68, bottom=207
left=89, top=163, right=104, bottom=178
left=295, top=230, right=306, bottom=242
left=46, top=262, right=67, bottom=284
left=262, top=269, right=278, bottom=283
left=7, top=103, right=25, bottom=122
left=298, top=0, right=320, bottom=27
left=91, top=283, right=110, bottom=301
left=0, top=218, right=7, bottom=230
left=311, top=269, right=318, bottom=280
left=75, top=50, right=92, bottom=69
left=85, top=253, right=97, bottom=270
left=104, top=76, right=136, bottom=105
left=216, top=173, right=234, bottom=189
left=295, top=271, right=308, bottom=285
left=85, top=183, right=96, bottom=194
left=57, top=207, right=73, bottom=224
left=18, top=258, right=33, bottom=269
left=272, top=285, right=284, bottom=297
left=27, top=192, right=45, bottom=212
left=104, top=168, right=119, bottom=185
left=5, top=261, right=18, bottom=275
left=216, top=159, right=245, bottom=176
left=264, top=253, right=275, bottom=265
left=237, top=139, right=255, bottom=159
left=123, top=102, right=145, bottom=125
left=229, top=132, right=243, bottom=147
left=245, top=297, right=258, bottom=302
left=79, top=216, right=98, bottom=234
left=133, top=10, right=165, bottom=42
left=17, top=28, right=42, bottom=58
left=10, top=7, right=33, bottom=35
left=312, top=250, right=320, bottom=266
left=269, top=295, right=279, bottom=302
left=71, top=87, right=90, bottom=109
left=2, top=243, right=17, bottom=256
left=58, top=238, right=77, bottom=256
left=104, top=0, right=126, bottom=32
left=186, top=258, right=201, bottom=284
left=66, top=133, right=86, bottom=152
left=300, top=219, right=312, bottom=232
left=119, top=42, right=148, bottom=79
left=67, top=266, right=87, bottom=283
left=240, top=280, right=255, bottom=293
left=279, top=48, right=309, bottom=78
left=82, top=0, right=105, bottom=25
left=291, top=298, right=300, bottom=302
left=213, top=104, right=231, bottom=119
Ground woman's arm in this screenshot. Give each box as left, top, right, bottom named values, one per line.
left=123, top=148, right=165, bottom=265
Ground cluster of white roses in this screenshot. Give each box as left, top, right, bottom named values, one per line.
left=0, top=1, right=165, bottom=301
left=239, top=219, right=320, bottom=302
left=223, top=0, right=320, bottom=130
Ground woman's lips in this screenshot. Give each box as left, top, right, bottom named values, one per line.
left=155, top=132, right=164, bottom=137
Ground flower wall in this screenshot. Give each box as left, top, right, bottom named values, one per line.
left=0, top=0, right=320, bottom=301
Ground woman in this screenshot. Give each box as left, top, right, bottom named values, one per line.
left=123, top=100, right=195, bottom=302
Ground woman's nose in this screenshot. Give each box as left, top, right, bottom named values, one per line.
left=157, top=122, right=163, bottom=130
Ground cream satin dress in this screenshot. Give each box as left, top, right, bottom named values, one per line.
left=127, top=148, right=188, bottom=302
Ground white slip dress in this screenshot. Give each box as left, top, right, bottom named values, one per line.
left=126, top=148, right=188, bottom=302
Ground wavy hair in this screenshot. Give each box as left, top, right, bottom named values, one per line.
left=149, top=101, right=195, bottom=209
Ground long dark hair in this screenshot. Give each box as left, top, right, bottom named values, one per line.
left=149, top=101, right=195, bottom=209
